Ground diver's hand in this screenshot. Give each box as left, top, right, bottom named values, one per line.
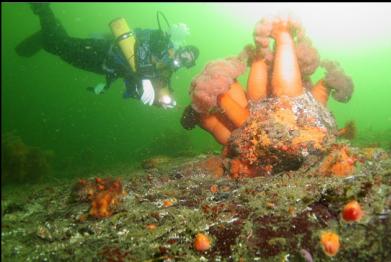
left=140, top=79, right=155, bottom=106
left=87, top=83, right=106, bottom=95
left=94, top=83, right=106, bottom=94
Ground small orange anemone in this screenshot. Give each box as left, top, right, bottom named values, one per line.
left=342, top=200, right=363, bottom=222
left=330, top=147, right=356, bottom=176
left=163, top=198, right=176, bottom=207
left=89, top=191, right=114, bottom=218
left=320, top=231, right=340, bottom=257
left=230, top=158, right=257, bottom=178
left=146, top=224, right=157, bottom=231
left=163, top=200, right=173, bottom=207
left=87, top=178, right=124, bottom=218
left=319, top=146, right=356, bottom=177
left=210, top=184, right=218, bottom=193
left=198, top=156, right=225, bottom=178
left=194, top=233, right=211, bottom=252
left=95, top=177, right=104, bottom=185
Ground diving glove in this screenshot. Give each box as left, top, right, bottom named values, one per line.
left=140, top=79, right=155, bottom=106
left=87, top=82, right=106, bottom=95
left=94, top=83, right=106, bottom=94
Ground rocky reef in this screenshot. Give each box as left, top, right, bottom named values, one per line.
left=2, top=147, right=390, bottom=261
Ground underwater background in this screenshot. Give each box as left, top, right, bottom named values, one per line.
left=2, top=3, right=391, bottom=261
left=2, top=2, right=391, bottom=183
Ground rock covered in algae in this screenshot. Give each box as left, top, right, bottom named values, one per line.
left=227, top=92, right=337, bottom=176
left=1, top=149, right=390, bottom=261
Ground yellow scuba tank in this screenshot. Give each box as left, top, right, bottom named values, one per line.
left=109, top=17, right=136, bottom=72
left=110, top=16, right=175, bottom=108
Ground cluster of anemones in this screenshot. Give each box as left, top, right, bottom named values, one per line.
left=320, top=200, right=364, bottom=257
left=72, top=177, right=125, bottom=219
left=319, top=144, right=357, bottom=177
left=181, top=15, right=355, bottom=178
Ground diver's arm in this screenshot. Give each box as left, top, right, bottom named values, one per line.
left=122, top=74, right=156, bottom=106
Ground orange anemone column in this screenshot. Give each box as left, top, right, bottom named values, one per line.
left=311, top=80, right=330, bottom=106
left=247, top=58, right=268, bottom=101
left=227, top=81, right=248, bottom=108
left=199, top=113, right=232, bottom=145
left=217, top=89, right=250, bottom=128
left=271, top=21, right=303, bottom=97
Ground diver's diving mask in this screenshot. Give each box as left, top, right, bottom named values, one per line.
left=172, top=46, right=199, bottom=69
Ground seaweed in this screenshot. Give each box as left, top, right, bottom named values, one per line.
left=1, top=132, right=53, bottom=185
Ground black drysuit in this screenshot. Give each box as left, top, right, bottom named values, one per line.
left=28, top=4, right=174, bottom=99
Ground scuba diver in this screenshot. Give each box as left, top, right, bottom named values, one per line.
left=16, top=3, right=199, bottom=109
